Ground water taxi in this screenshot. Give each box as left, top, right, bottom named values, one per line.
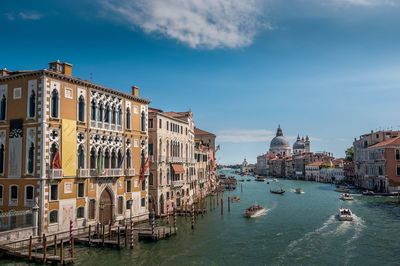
left=340, top=193, right=354, bottom=201
left=231, top=195, right=240, bottom=202
left=338, top=208, right=353, bottom=221
left=295, top=188, right=304, bottom=194
left=244, top=204, right=267, bottom=218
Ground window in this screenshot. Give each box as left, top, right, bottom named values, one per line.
left=126, top=149, right=132, bottom=169
left=13, top=88, right=21, bottom=99
left=149, top=173, right=154, bottom=186
left=0, top=95, right=6, bottom=120
left=10, top=185, right=18, bottom=206
left=397, top=166, right=400, bottom=176
left=117, top=150, right=123, bottom=168
left=0, top=144, right=4, bottom=173
left=159, top=119, right=162, bottom=129
left=112, top=106, right=116, bottom=124
left=126, top=179, right=131, bottom=192
left=78, top=95, right=85, bottom=122
left=29, top=90, right=35, bottom=118
left=148, top=143, right=153, bottom=156
left=166, top=121, right=169, bottom=130
left=126, top=107, right=131, bottom=129
left=89, top=199, right=95, bottom=219
left=149, top=119, right=153, bottom=129
left=396, top=150, right=400, bottom=160
left=49, top=210, right=58, bottom=224
left=118, top=107, right=122, bottom=126
left=50, top=143, right=59, bottom=169
left=111, top=150, right=116, bottom=169
left=78, top=145, right=85, bottom=169
left=77, top=206, right=85, bottom=219
left=141, top=197, right=145, bottom=207
left=51, top=89, right=59, bottom=118
left=98, top=103, right=103, bottom=122
left=27, top=143, right=35, bottom=174
left=91, top=100, right=96, bottom=121
left=50, top=184, right=58, bottom=201
left=90, top=148, right=96, bottom=169
left=117, top=196, right=123, bottom=214
left=141, top=180, right=146, bottom=191
left=104, top=105, right=110, bottom=123
left=78, top=183, right=85, bottom=198
left=25, top=186, right=34, bottom=206
left=0, top=185, right=3, bottom=205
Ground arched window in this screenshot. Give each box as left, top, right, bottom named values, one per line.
left=90, top=148, right=96, bottom=169
left=141, top=149, right=145, bottom=168
left=50, top=143, right=58, bottom=169
left=159, top=170, right=162, bottom=184
left=97, top=149, right=103, bottom=172
left=149, top=173, right=154, bottom=185
left=105, top=149, right=110, bottom=169
left=126, top=149, right=132, bottom=169
left=126, top=107, right=131, bottom=129
left=29, top=90, right=35, bottom=118
left=141, top=111, right=146, bottom=131
left=25, top=185, right=34, bottom=206
left=104, top=105, right=110, bottom=123
left=396, top=149, right=400, bottom=160
left=0, top=144, right=4, bottom=173
left=77, top=206, right=85, bottom=219
left=78, top=145, right=85, bottom=169
left=91, top=100, right=96, bottom=121
left=98, top=103, right=103, bottom=122
left=117, top=150, right=123, bottom=168
left=118, top=107, right=122, bottom=126
left=78, top=95, right=85, bottom=122
left=111, top=150, right=116, bottom=169
left=27, top=143, right=35, bottom=174
left=0, top=95, right=6, bottom=120
left=51, top=89, right=59, bottom=118
left=112, top=106, right=116, bottom=124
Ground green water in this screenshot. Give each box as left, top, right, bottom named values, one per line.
left=3, top=168, right=400, bottom=265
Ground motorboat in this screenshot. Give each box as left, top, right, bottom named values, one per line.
left=244, top=204, right=267, bottom=218
left=246, top=179, right=251, bottom=182
left=340, top=193, right=354, bottom=201
left=231, top=195, right=240, bottom=202
left=338, top=208, right=353, bottom=221
left=335, top=186, right=350, bottom=193
left=273, top=179, right=278, bottom=182
left=255, top=176, right=265, bottom=182
left=270, top=188, right=285, bottom=195
left=362, top=190, right=375, bottom=196
left=295, top=188, right=304, bottom=194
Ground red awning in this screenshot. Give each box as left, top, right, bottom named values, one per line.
left=171, top=164, right=185, bottom=174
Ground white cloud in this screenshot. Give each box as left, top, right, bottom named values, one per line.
left=330, top=0, right=397, bottom=6
left=18, top=11, right=43, bottom=20
left=100, top=0, right=265, bottom=49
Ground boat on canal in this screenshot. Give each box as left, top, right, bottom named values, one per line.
left=335, top=185, right=350, bottom=193
left=231, top=195, right=240, bottom=202
left=244, top=204, right=267, bottom=218
left=270, top=187, right=285, bottom=195
left=295, top=188, right=304, bottom=194
left=340, top=193, right=353, bottom=201
left=255, top=176, right=265, bottom=182
left=338, top=208, right=353, bottom=221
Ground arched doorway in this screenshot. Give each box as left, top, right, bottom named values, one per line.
left=99, top=189, right=113, bottom=225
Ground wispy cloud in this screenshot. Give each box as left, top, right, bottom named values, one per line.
left=99, top=0, right=266, bottom=49
left=332, top=0, right=397, bottom=6
left=4, top=11, right=43, bottom=21
left=217, top=129, right=320, bottom=143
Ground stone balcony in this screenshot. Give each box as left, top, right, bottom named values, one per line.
left=125, top=168, right=136, bottom=176
left=77, top=169, right=91, bottom=178
left=48, top=169, right=63, bottom=179
left=171, top=180, right=184, bottom=187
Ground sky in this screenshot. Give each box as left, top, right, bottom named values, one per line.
left=1, top=0, right=400, bottom=164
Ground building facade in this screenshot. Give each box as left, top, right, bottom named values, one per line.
left=0, top=61, right=150, bottom=235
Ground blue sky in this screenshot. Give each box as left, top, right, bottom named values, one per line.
left=1, top=0, right=400, bottom=164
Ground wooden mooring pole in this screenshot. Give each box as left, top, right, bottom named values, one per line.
left=54, top=234, right=57, bottom=256
left=228, top=196, right=231, bottom=212
left=221, top=198, right=223, bottom=216
left=191, top=204, right=195, bottom=230
left=88, top=225, right=91, bottom=245
left=28, top=236, right=32, bottom=261
left=42, top=234, right=47, bottom=263
left=130, top=219, right=134, bottom=249
left=60, top=240, right=64, bottom=265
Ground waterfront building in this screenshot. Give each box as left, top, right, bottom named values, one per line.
left=240, top=158, right=256, bottom=174
left=0, top=61, right=150, bottom=235
left=284, top=156, right=295, bottom=178
left=343, top=160, right=355, bottom=184
left=269, top=125, right=291, bottom=156
left=353, top=130, right=400, bottom=192
left=305, top=162, right=323, bottom=181
left=255, top=153, right=274, bottom=176
left=147, top=108, right=195, bottom=216
left=319, top=160, right=345, bottom=183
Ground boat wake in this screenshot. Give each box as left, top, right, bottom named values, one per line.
left=277, top=214, right=366, bottom=265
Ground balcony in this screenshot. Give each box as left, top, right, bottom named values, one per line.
left=90, top=169, right=98, bottom=177
left=171, top=180, right=184, bottom=187
left=105, top=168, right=123, bottom=177
left=48, top=169, right=63, bottom=179
left=125, top=168, right=135, bottom=176
left=77, top=169, right=90, bottom=178
left=169, top=157, right=184, bottom=163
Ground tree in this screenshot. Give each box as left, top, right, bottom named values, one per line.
left=345, top=147, right=354, bottom=162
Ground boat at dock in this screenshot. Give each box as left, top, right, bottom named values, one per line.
left=244, top=204, right=267, bottom=218
left=338, top=208, right=353, bottom=221
left=340, top=193, right=353, bottom=201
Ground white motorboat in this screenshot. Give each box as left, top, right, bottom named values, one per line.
left=273, top=179, right=278, bottom=182
left=338, top=208, right=353, bottom=221
left=245, top=204, right=267, bottom=218
left=340, top=193, right=353, bottom=201
left=295, top=188, right=304, bottom=194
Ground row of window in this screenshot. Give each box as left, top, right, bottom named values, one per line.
left=0, top=88, right=36, bottom=122
left=0, top=185, right=34, bottom=206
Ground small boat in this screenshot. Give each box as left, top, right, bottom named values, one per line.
left=246, top=179, right=251, bottom=182
left=295, top=188, right=304, bottom=194
left=338, top=208, right=353, bottom=221
left=273, top=179, right=278, bottom=182
left=231, top=195, right=240, bottom=202
left=340, top=193, right=353, bottom=201
left=244, top=204, right=267, bottom=218
left=362, top=190, right=375, bottom=196
left=239, top=179, right=245, bottom=182
left=335, top=186, right=350, bottom=193
left=255, top=176, right=265, bottom=182
left=270, top=188, right=285, bottom=195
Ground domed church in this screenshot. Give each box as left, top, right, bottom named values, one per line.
left=293, top=135, right=310, bottom=154
left=269, top=125, right=291, bottom=156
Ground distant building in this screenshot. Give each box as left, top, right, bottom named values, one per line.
left=269, top=125, right=291, bottom=156
left=241, top=158, right=256, bottom=174
left=293, top=135, right=310, bottom=155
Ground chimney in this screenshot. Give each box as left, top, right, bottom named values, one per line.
left=132, top=86, right=139, bottom=97
left=48, top=60, right=73, bottom=77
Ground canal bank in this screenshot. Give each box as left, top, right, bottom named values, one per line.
left=3, top=168, right=400, bottom=265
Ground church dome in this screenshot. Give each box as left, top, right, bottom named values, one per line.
left=270, top=126, right=290, bottom=150
left=293, top=135, right=305, bottom=150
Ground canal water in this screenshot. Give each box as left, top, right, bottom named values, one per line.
left=3, top=168, right=400, bottom=265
